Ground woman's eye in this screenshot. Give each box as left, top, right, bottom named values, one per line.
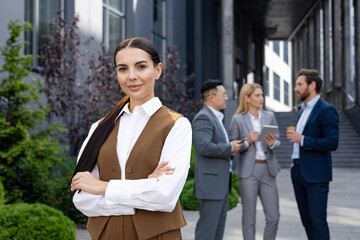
left=117, top=67, right=126, bottom=72
left=137, top=65, right=146, bottom=70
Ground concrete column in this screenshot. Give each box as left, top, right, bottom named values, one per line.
left=342, top=0, right=351, bottom=109
left=255, top=30, right=265, bottom=86
left=315, top=7, right=321, bottom=71
left=221, top=0, right=234, bottom=99
left=194, top=0, right=203, bottom=99
left=354, top=0, right=360, bottom=104
left=292, top=38, right=298, bottom=110
left=297, top=33, right=302, bottom=72
left=323, top=0, right=331, bottom=93
left=298, top=28, right=304, bottom=68
left=332, top=0, right=342, bottom=108
left=303, top=26, right=309, bottom=68
left=308, top=15, right=315, bottom=68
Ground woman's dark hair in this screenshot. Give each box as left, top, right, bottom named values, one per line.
left=296, top=68, right=323, bottom=93
left=70, top=37, right=160, bottom=194
left=113, top=37, right=160, bottom=67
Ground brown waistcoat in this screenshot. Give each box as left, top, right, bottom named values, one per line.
left=87, top=106, right=187, bottom=240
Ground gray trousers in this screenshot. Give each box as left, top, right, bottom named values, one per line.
left=238, top=163, right=280, bottom=240
left=195, top=194, right=229, bottom=240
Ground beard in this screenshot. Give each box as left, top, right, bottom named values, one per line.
left=298, top=87, right=310, bottom=101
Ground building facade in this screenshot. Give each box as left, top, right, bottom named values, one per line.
left=264, top=40, right=292, bottom=112
left=1, top=0, right=359, bottom=125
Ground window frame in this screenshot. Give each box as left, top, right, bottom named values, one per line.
left=152, top=0, right=167, bottom=64
left=264, top=66, right=269, bottom=96
left=283, top=41, right=288, bottom=64
left=25, top=0, right=64, bottom=67
left=102, top=0, right=125, bottom=51
left=284, top=80, right=289, bottom=106
left=273, top=72, right=280, bottom=102
left=273, top=41, right=280, bottom=56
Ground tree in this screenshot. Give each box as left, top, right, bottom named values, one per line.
left=0, top=20, right=66, bottom=203
left=156, top=46, right=202, bottom=120
left=41, top=13, right=123, bottom=155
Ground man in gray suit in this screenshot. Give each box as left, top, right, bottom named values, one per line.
left=229, top=83, right=281, bottom=240
left=193, top=80, right=242, bottom=240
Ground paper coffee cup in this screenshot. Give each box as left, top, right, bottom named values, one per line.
left=287, top=125, right=296, bottom=131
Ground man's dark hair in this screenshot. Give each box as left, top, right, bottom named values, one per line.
left=296, top=69, right=323, bottom=93
left=201, top=79, right=223, bottom=100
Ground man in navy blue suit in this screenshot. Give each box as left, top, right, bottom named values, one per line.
left=286, top=69, right=339, bottom=240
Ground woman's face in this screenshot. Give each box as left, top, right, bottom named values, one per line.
left=114, top=47, right=162, bottom=107
left=245, top=87, right=264, bottom=110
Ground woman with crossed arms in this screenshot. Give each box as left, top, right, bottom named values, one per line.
left=70, top=37, right=191, bottom=240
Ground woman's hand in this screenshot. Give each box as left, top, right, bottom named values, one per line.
left=247, top=131, right=259, bottom=144
left=71, top=171, right=108, bottom=195
left=148, top=161, right=175, bottom=179
left=264, top=133, right=276, bottom=147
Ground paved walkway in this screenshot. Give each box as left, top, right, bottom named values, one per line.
left=77, top=168, right=360, bottom=240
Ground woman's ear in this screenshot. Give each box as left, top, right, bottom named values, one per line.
left=244, top=95, right=250, bottom=103
left=155, top=63, right=162, bottom=80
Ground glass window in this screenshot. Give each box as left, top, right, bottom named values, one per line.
left=284, top=81, right=289, bottom=106
left=273, top=72, right=280, bottom=101
left=153, top=0, right=166, bottom=62
left=265, top=67, right=269, bottom=96
left=25, top=0, right=62, bottom=65
left=273, top=41, right=280, bottom=56
left=283, top=41, right=288, bottom=64
left=103, top=0, right=125, bottom=52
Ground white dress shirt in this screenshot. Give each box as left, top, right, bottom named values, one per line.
left=248, top=111, right=267, bottom=160
left=291, top=95, right=320, bottom=159
left=207, top=106, right=232, bottom=171
left=73, top=97, right=192, bottom=217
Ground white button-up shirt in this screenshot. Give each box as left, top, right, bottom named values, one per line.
left=207, top=106, right=232, bottom=171
left=73, top=97, right=192, bottom=217
left=248, top=111, right=267, bottom=160
left=291, top=95, right=320, bottom=159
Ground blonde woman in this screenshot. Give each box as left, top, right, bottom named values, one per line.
left=228, top=83, right=281, bottom=240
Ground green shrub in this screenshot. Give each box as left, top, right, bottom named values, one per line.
left=180, top=179, right=199, bottom=210
left=180, top=175, right=240, bottom=211
left=0, top=180, right=4, bottom=206
left=0, top=20, right=67, bottom=204
left=228, top=186, right=240, bottom=209
left=232, top=172, right=240, bottom=193
left=44, top=157, right=86, bottom=223
left=186, top=146, right=196, bottom=180
left=0, top=203, right=76, bottom=240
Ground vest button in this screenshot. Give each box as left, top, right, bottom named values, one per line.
left=126, top=167, right=132, bottom=173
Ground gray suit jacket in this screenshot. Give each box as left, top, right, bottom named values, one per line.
left=229, top=110, right=281, bottom=178
left=192, top=106, right=232, bottom=200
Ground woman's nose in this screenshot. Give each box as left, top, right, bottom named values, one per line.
left=128, top=68, right=136, bottom=80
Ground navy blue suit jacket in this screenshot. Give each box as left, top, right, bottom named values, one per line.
left=297, top=98, right=339, bottom=183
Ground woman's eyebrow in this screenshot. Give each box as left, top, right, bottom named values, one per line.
left=134, top=60, right=148, bottom=65
left=116, top=60, right=148, bottom=67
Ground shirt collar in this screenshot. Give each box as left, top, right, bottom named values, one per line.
left=207, top=105, right=224, bottom=122
left=114, top=97, right=162, bottom=123
left=248, top=111, right=262, bottom=121
left=301, top=95, right=320, bottom=110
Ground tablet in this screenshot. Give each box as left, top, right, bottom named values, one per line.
left=258, top=125, right=278, bottom=140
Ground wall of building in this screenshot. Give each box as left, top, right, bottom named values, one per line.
left=0, top=0, right=25, bottom=69
left=264, top=41, right=292, bottom=112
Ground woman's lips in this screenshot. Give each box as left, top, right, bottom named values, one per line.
left=128, top=84, right=142, bottom=91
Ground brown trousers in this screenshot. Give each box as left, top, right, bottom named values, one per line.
left=98, top=215, right=181, bottom=240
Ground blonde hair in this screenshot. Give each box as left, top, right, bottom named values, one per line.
left=235, top=83, right=263, bottom=114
